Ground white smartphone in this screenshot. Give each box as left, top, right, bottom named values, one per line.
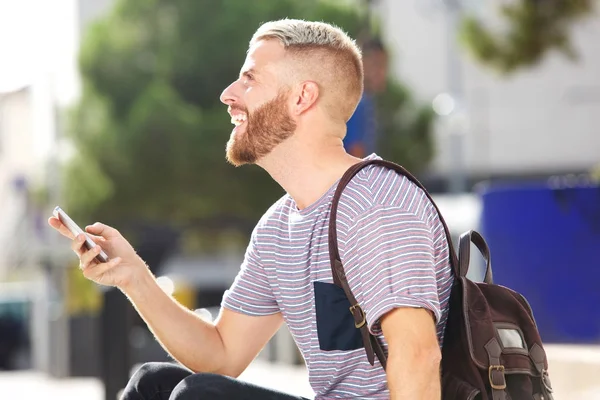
left=53, top=206, right=109, bottom=263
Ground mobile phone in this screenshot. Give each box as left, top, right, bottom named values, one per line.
left=53, top=206, right=109, bottom=263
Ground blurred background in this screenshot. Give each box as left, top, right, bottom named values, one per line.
left=0, top=0, right=598, bottom=398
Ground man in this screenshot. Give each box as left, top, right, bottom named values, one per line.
left=49, top=19, right=453, bottom=399
left=344, top=37, right=389, bottom=158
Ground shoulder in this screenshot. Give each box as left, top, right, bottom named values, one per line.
left=337, top=159, right=439, bottom=230
left=251, top=193, right=293, bottom=238
left=242, top=194, right=292, bottom=260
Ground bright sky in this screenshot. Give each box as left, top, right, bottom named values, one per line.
left=0, top=0, right=77, bottom=98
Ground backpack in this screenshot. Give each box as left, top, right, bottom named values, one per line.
left=328, top=159, right=554, bottom=400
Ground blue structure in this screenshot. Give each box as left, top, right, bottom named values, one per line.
left=479, top=181, right=600, bottom=344
left=344, top=94, right=377, bottom=157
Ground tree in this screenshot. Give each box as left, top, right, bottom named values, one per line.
left=375, top=78, right=436, bottom=173
left=63, top=0, right=435, bottom=250
left=459, top=0, right=595, bottom=75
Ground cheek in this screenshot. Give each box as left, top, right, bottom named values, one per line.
left=243, top=91, right=260, bottom=113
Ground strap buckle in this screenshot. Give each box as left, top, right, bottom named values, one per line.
left=349, top=304, right=367, bottom=328
left=488, top=365, right=507, bottom=390
left=541, top=369, right=553, bottom=393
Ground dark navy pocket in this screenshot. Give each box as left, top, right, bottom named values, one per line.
left=314, top=281, right=363, bottom=351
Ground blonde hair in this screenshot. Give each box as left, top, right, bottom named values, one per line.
left=251, top=19, right=364, bottom=122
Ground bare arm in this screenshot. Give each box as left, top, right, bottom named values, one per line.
left=48, top=217, right=282, bottom=378
left=124, top=270, right=283, bottom=377
left=381, top=307, right=442, bottom=399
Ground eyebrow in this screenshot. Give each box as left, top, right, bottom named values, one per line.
left=240, top=68, right=257, bottom=80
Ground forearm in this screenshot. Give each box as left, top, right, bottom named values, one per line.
left=122, top=269, right=227, bottom=374
left=387, top=351, right=441, bottom=399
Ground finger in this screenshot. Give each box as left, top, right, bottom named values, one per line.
left=71, top=234, right=87, bottom=255
left=85, top=222, right=118, bottom=238
left=83, top=233, right=107, bottom=245
left=82, top=257, right=121, bottom=280
left=49, top=217, right=106, bottom=244
left=80, top=244, right=104, bottom=269
left=48, top=217, right=76, bottom=240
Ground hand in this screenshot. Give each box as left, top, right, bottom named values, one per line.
left=48, top=217, right=148, bottom=290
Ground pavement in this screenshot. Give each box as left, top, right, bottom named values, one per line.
left=0, top=344, right=599, bottom=399
left=0, top=360, right=312, bottom=400
left=0, top=370, right=103, bottom=400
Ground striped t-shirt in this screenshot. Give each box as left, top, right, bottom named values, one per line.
left=222, top=154, right=454, bottom=399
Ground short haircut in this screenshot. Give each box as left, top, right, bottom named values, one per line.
left=251, top=19, right=364, bottom=122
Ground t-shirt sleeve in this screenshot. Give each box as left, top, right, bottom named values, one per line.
left=339, top=205, right=441, bottom=336
left=221, top=229, right=279, bottom=316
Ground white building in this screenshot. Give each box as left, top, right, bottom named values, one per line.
left=375, top=0, right=600, bottom=183
left=0, top=0, right=116, bottom=376
left=0, top=0, right=116, bottom=276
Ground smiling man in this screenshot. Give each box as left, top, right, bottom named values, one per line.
left=49, top=19, right=453, bottom=399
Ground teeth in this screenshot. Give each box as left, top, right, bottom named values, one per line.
left=230, top=114, right=247, bottom=126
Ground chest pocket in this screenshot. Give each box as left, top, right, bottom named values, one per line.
left=314, top=281, right=363, bottom=351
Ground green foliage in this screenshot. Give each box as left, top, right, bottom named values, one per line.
left=65, top=0, right=435, bottom=240
left=459, top=0, right=595, bottom=75
left=375, top=79, right=436, bottom=173
left=66, top=263, right=103, bottom=316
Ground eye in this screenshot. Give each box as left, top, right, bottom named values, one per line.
left=242, top=72, right=255, bottom=86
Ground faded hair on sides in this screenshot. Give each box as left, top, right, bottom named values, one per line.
left=251, top=19, right=364, bottom=122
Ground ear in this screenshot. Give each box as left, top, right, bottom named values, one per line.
left=292, top=81, right=319, bottom=116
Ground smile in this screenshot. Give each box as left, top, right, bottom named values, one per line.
left=231, top=113, right=247, bottom=126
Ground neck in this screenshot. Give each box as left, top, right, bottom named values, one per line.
left=258, top=129, right=364, bottom=210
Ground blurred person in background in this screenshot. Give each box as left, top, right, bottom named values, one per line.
left=343, top=37, right=389, bottom=158
left=49, top=19, right=450, bottom=400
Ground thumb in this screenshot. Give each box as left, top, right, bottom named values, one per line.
left=85, top=222, right=118, bottom=238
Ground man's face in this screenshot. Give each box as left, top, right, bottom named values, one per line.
left=220, top=40, right=297, bottom=166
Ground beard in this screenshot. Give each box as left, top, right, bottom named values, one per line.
left=225, top=90, right=297, bottom=167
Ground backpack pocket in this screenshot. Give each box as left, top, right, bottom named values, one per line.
left=313, top=281, right=363, bottom=351
left=442, top=374, right=481, bottom=400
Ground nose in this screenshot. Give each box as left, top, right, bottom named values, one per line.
left=220, top=81, right=238, bottom=106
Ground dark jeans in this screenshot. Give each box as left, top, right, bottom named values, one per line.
left=121, top=362, right=311, bottom=400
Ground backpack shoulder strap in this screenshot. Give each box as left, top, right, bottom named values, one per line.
left=328, top=159, right=460, bottom=368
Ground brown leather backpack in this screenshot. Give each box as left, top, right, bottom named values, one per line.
left=328, top=159, right=554, bottom=400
